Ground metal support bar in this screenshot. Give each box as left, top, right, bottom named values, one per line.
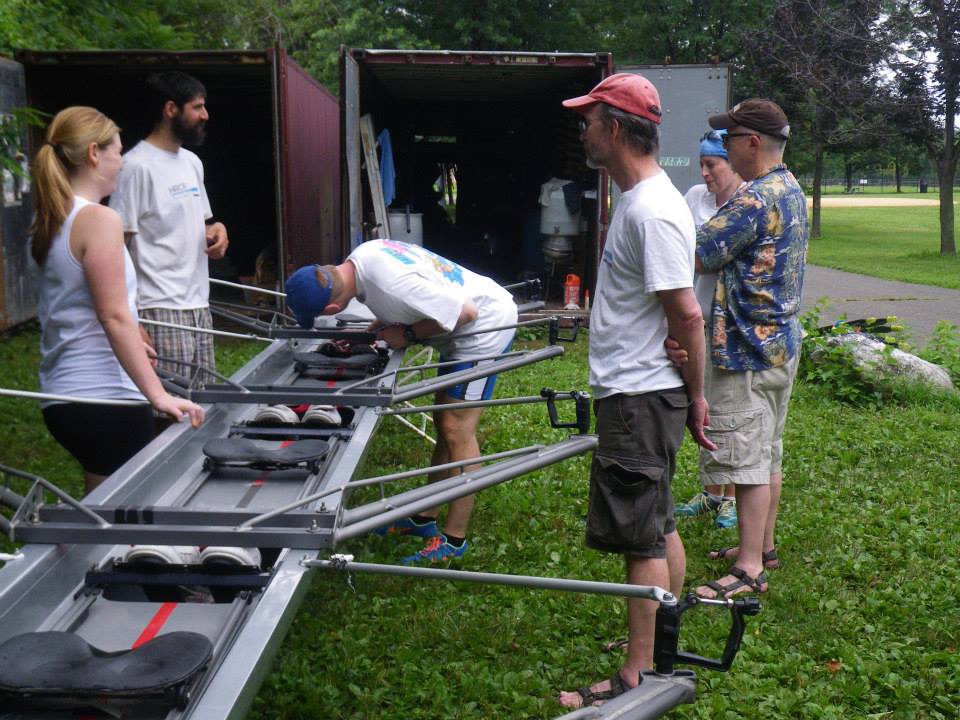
left=553, top=671, right=696, bottom=720
left=234, top=447, right=542, bottom=531
left=396, top=349, right=528, bottom=374
left=210, top=277, right=287, bottom=298
left=14, top=522, right=335, bottom=549
left=0, top=387, right=147, bottom=407
left=140, top=318, right=273, bottom=343
left=310, top=555, right=677, bottom=604
left=340, top=447, right=552, bottom=528
left=502, top=278, right=541, bottom=294
left=11, top=475, right=110, bottom=530
left=153, top=356, right=250, bottom=392
left=392, top=345, right=564, bottom=403
left=438, top=317, right=552, bottom=342
left=378, top=391, right=581, bottom=417
left=516, top=300, right=546, bottom=313
left=345, top=446, right=542, bottom=491
left=0, top=485, right=26, bottom=510
left=390, top=413, right=437, bottom=445
left=337, top=434, right=597, bottom=540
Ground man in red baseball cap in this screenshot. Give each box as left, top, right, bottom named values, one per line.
left=557, top=74, right=715, bottom=709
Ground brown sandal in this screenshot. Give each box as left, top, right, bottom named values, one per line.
left=707, top=546, right=780, bottom=570
left=698, top=565, right=768, bottom=598
left=570, top=670, right=633, bottom=707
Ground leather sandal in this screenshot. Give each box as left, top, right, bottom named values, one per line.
left=707, top=546, right=780, bottom=570
left=571, top=670, right=633, bottom=707
left=698, top=565, right=768, bottom=599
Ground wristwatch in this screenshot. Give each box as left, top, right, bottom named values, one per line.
left=403, top=325, right=418, bottom=343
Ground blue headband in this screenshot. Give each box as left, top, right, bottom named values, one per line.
left=699, top=129, right=728, bottom=159
left=285, top=265, right=334, bottom=328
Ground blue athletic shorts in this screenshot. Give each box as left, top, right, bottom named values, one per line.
left=438, top=339, right=514, bottom=401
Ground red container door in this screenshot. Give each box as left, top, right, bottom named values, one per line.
left=274, top=49, right=343, bottom=274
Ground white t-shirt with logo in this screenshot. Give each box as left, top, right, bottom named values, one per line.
left=110, top=140, right=213, bottom=310
left=348, top=240, right=517, bottom=359
left=589, top=171, right=695, bottom=398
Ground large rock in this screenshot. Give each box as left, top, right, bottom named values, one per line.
left=814, top=333, right=954, bottom=391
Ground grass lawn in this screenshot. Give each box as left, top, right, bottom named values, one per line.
left=3, top=326, right=959, bottom=719
left=244, top=335, right=960, bottom=720
left=809, top=206, right=960, bottom=289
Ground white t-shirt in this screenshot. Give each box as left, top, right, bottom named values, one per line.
left=589, top=171, right=695, bottom=398
left=109, top=141, right=213, bottom=310
left=35, top=197, right=143, bottom=404
left=684, top=183, right=720, bottom=316
left=348, top=240, right=517, bottom=359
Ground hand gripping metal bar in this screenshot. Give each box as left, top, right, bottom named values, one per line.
left=653, top=593, right=762, bottom=674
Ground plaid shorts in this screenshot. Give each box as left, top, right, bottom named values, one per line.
left=140, top=307, right=216, bottom=381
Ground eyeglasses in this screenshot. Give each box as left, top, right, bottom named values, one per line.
left=721, top=132, right=757, bottom=147
left=578, top=116, right=613, bottom=133
left=700, top=130, right=723, bottom=143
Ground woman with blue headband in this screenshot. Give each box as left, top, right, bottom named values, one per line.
left=674, top=129, right=744, bottom=530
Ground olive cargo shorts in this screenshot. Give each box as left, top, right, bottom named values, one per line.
left=586, top=388, right=689, bottom=558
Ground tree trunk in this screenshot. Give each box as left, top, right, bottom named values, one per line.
left=844, top=160, right=853, bottom=192
left=938, top=156, right=957, bottom=255
left=895, top=161, right=902, bottom=193
left=812, top=142, right=823, bottom=238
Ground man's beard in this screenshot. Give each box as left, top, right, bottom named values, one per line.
left=173, top=115, right=206, bottom=146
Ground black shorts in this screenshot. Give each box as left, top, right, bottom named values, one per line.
left=42, top=402, right=156, bottom=477
left=585, top=388, right=689, bottom=558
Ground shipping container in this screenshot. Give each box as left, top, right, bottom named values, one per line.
left=0, top=48, right=341, bottom=329
left=341, top=48, right=611, bottom=298
left=0, top=57, right=34, bottom=331
left=621, top=64, right=731, bottom=195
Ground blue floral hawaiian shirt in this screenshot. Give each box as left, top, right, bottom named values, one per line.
left=696, top=165, right=808, bottom=371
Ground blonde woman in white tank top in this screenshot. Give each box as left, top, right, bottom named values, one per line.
left=30, top=106, right=205, bottom=494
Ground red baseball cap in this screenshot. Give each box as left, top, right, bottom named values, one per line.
left=562, top=73, right=662, bottom=125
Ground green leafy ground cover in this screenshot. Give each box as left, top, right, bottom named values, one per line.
left=808, top=206, right=960, bottom=289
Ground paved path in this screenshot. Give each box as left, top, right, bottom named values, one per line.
left=801, top=265, right=960, bottom=346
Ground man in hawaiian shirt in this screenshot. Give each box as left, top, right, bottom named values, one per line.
left=690, top=99, right=808, bottom=598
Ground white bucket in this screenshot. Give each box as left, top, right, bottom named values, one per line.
left=388, top=211, right=424, bottom=246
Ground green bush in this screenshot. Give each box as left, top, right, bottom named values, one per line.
left=796, top=305, right=958, bottom=407
left=918, top=321, right=960, bottom=386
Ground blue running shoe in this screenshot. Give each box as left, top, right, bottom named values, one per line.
left=374, top=517, right=438, bottom=538
left=401, top=535, right=468, bottom=565
left=675, top=491, right=720, bottom=518
left=714, top=499, right=738, bottom=529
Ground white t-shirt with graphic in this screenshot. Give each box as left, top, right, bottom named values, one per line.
left=109, top=140, right=213, bottom=310
left=589, top=171, right=695, bottom=398
left=348, top=240, right=517, bottom=359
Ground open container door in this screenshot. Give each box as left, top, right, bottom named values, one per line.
left=341, top=47, right=363, bottom=252
left=0, top=57, right=35, bottom=331
left=273, top=48, right=343, bottom=274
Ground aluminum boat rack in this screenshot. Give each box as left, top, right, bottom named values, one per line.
left=0, top=315, right=758, bottom=719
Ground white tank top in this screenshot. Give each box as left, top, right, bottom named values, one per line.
left=35, top=196, right=144, bottom=405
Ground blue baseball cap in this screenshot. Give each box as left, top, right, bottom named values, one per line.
left=285, top=265, right=334, bottom=328
left=699, top=129, right=728, bottom=159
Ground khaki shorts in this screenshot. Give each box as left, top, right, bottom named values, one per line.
left=699, top=353, right=799, bottom=486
